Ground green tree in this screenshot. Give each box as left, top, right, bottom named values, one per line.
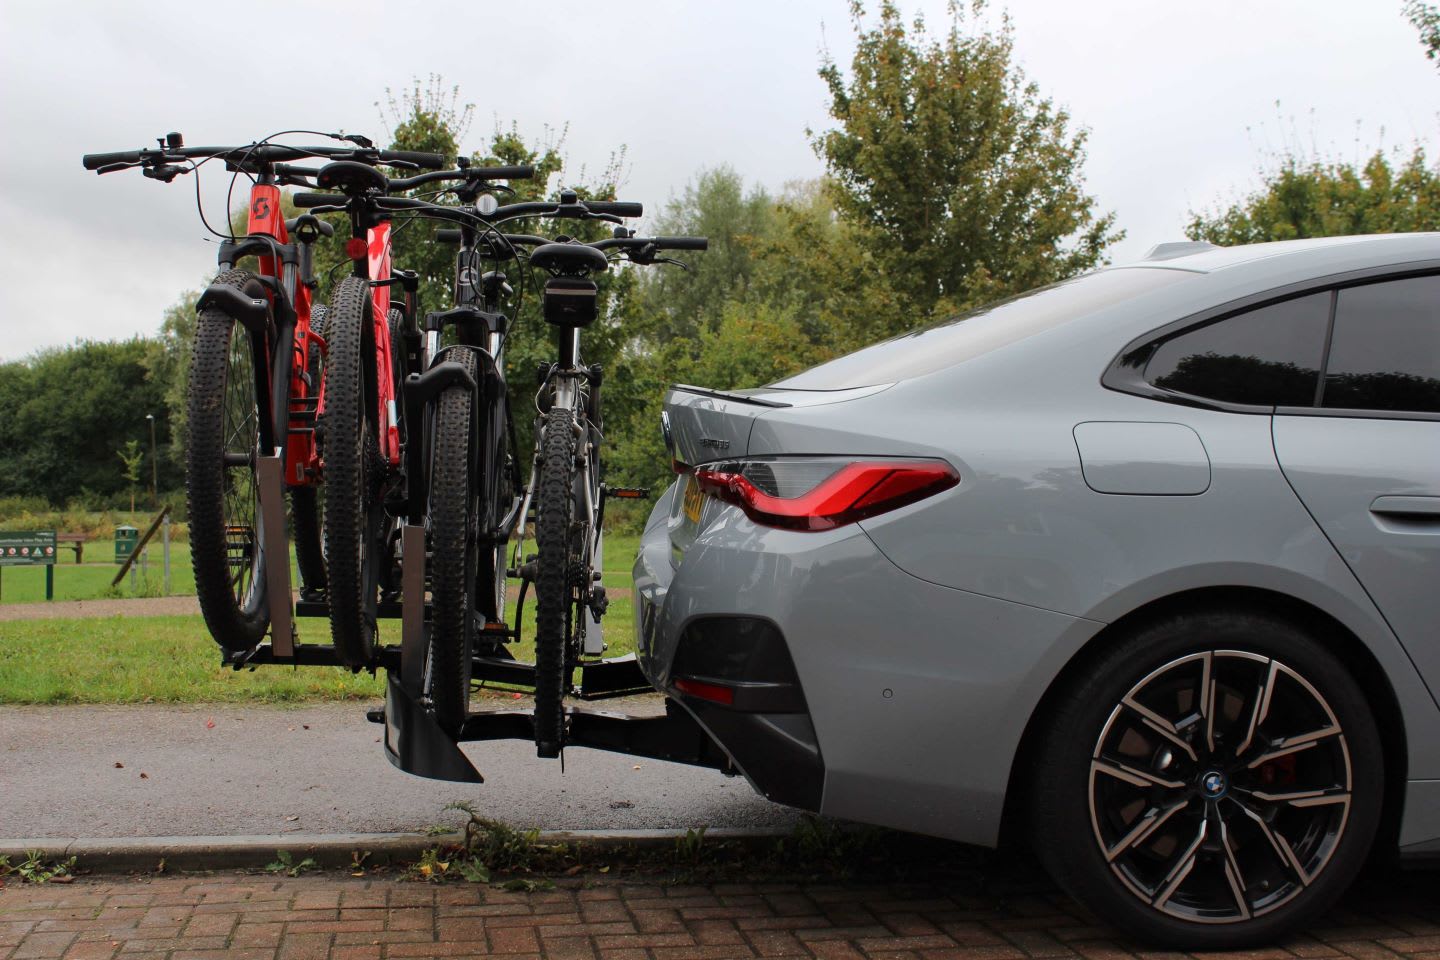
left=634, top=167, right=778, bottom=342
left=1185, top=146, right=1440, bottom=244
left=1405, top=1, right=1440, bottom=64
left=813, top=1, right=1120, bottom=316
left=116, top=440, right=144, bottom=513
left=0, top=339, right=174, bottom=506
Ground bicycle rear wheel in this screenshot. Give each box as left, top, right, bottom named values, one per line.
left=321, top=276, right=383, bottom=667
left=428, top=349, right=480, bottom=735
left=187, top=270, right=270, bottom=653
left=532, top=404, right=579, bottom=758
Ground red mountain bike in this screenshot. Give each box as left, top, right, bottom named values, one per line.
left=82, top=133, right=447, bottom=660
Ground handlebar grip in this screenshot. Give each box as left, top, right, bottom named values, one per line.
left=655, top=237, right=709, bottom=251
left=378, top=150, right=448, bottom=170
left=294, top=192, right=347, bottom=208
left=471, top=165, right=535, bottom=180
left=587, top=201, right=643, bottom=217
left=83, top=150, right=142, bottom=170
left=436, top=228, right=463, bottom=244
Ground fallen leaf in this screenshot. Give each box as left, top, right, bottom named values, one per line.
left=113, top=762, right=124, bottom=769
left=598, top=865, right=611, bottom=873
left=511, top=693, right=522, bottom=700
left=205, top=718, right=215, bottom=729
left=285, top=816, right=299, bottom=822
left=302, top=724, right=310, bottom=730
left=632, top=765, right=641, bottom=770
left=564, top=865, right=583, bottom=876
left=139, top=772, right=149, bottom=779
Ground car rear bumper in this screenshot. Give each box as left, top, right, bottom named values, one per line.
left=633, top=482, right=1107, bottom=845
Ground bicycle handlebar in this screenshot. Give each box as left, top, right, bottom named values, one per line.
left=82, top=142, right=449, bottom=174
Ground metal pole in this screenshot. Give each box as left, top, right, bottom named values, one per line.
left=162, top=514, right=171, bottom=595
left=146, top=414, right=158, bottom=509
left=45, top=564, right=53, bottom=601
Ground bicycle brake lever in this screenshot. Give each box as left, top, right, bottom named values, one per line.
left=142, top=164, right=188, bottom=183
left=333, top=132, right=374, bottom=148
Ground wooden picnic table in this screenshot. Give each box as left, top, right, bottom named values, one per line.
left=55, top=532, right=86, bottom=563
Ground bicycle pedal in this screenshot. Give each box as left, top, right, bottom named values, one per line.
left=607, top=487, right=649, bottom=499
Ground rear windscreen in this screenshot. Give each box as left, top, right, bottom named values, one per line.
left=770, top=268, right=1190, bottom=390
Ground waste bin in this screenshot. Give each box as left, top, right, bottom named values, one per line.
left=114, top=525, right=139, bottom=564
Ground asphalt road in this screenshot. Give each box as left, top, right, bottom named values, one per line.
left=0, top=702, right=801, bottom=839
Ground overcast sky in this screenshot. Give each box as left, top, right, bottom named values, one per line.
left=0, top=0, right=1434, bottom=362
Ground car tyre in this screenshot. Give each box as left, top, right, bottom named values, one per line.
left=1030, top=608, right=1382, bottom=948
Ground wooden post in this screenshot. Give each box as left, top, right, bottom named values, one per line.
left=45, top=564, right=53, bottom=601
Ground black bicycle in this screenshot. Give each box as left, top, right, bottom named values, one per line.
left=426, top=198, right=706, bottom=754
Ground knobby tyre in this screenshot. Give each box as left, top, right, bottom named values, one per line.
left=532, top=404, right=578, bottom=758
left=321, top=277, right=383, bottom=667
left=186, top=269, right=271, bottom=652
left=428, top=349, right=480, bottom=734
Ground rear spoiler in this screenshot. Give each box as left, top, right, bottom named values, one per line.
left=669, top=384, right=792, bottom=408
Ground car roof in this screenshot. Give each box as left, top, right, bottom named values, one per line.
left=1119, top=233, right=1440, bottom=276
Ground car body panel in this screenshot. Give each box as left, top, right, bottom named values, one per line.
left=1272, top=415, right=1440, bottom=705
left=634, top=234, right=1440, bottom=855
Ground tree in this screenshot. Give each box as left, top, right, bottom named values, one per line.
left=813, top=1, right=1120, bottom=316
left=1185, top=146, right=1440, bottom=245
left=116, top=440, right=144, bottom=513
left=1405, top=1, right=1440, bottom=65
left=634, top=167, right=778, bottom=342
left=0, top=339, right=174, bottom=506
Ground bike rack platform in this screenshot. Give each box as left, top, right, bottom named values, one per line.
left=243, top=456, right=726, bottom=785
left=376, top=673, right=733, bottom=783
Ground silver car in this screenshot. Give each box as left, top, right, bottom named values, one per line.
left=633, top=234, right=1440, bottom=947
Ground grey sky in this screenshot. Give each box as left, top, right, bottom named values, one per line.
left=0, top=0, right=1434, bottom=362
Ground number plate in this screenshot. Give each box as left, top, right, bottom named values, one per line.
left=682, top=478, right=706, bottom=524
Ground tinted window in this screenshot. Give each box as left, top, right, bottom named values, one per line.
left=1144, top=293, right=1329, bottom=406
left=1322, top=275, right=1440, bottom=413
left=770, top=268, right=1189, bottom=390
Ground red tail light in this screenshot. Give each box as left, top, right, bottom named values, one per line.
left=673, top=676, right=735, bottom=705
left=692, top=457, right=958, bottom=531
left=345, top=237, right=368, bottom=260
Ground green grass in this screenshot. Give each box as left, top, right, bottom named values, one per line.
left=0, top=545, right=197, bottom=604
left=0, top=533, right=642, bottom=704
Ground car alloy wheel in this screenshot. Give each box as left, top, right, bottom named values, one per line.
left=1089, top=650, right=1352, bottom=924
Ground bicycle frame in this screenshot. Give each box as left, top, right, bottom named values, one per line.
left=216, top=178, right=324, bottom=488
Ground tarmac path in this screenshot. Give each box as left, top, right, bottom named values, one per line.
left=0, top=703, right=798, bottom=840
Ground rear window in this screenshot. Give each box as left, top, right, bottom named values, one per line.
left=770, top=268, right=1189, bottom=390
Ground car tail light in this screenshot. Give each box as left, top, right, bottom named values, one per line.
left=690, top=457, right=958, bottom=531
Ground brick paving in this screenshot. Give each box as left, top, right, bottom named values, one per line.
left=1, top=869, right=1437, bottom=960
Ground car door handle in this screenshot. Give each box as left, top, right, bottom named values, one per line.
left=1370, top=496, right=1440, bottom=528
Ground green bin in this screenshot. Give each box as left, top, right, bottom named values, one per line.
left=114, top=525, right=139, bottom=564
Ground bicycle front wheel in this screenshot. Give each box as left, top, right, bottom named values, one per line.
left=532, top=404, right=579, bottom=758
left=428, top=349, right=480, bottom=734
left=186, top=270, right=270, bottom=653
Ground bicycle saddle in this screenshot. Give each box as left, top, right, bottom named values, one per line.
left=316, top=160, right=388, bottom=195
left=530, top=242, right=609, bottom=275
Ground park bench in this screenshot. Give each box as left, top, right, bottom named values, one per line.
left=56, top=533, right=86, bottom=563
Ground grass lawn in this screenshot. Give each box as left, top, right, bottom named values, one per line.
left=0, top=533, right=642, bottom=704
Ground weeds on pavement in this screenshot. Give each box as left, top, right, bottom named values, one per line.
left=0, top=851, right=78, bottom=884
left=265, top=850, right=318, bottom=877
